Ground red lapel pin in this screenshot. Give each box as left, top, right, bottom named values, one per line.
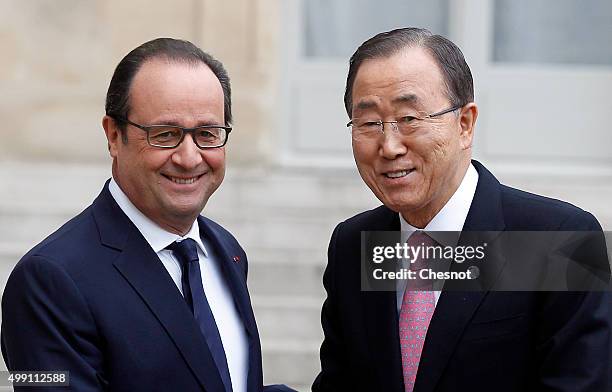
left=233, top=256, right=240, bottom=263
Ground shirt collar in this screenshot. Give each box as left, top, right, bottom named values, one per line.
left=108, top=178, right=208, bottom=256
left=399, top=163, right=479, bottom=245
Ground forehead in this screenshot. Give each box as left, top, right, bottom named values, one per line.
left=129, top=58, right=224, bottom=119
left=351, top=46, right=447, bottom=112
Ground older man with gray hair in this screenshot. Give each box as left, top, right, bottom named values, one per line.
left=313, top=27, right=610, bottom=392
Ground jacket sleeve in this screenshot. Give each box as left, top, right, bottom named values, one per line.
left=1, top=255, right=105, bottom=392
left=536, top=291, right=611, bottom=391
left=536, top=210, right=611, bottom=391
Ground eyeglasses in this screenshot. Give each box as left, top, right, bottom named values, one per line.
left=113, top=117, right=232, bottom=149
left=347, top=104, right=462, bottom=141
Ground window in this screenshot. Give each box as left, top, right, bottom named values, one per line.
left=303, top=0, right=449, bottom=58
left=493, top=0, right=612, bottom=66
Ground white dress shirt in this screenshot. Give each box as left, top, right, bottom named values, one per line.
left=109, top=179, right=248, bottom=392
left=397, top=163, right=479, bottom=311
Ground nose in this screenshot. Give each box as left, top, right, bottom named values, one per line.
left=171, top=134, right=203, bottom=169
left=381, top=121, right=398, bottom=135
left=379, top=123, right=407, bottom=160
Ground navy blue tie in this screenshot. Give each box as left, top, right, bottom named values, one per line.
left=167, top=239, right=233, bottom=392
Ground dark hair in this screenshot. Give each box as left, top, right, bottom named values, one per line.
left=105, top=38, right=232, bottom=139
left=344, top=27, right=474, bottom=117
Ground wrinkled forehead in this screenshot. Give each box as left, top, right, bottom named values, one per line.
left=351, top=48, right=448, bottom=114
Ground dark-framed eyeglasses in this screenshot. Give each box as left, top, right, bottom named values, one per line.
left=347, top=104, right=463, bottom=141
left=112, top=116, right=232, bottom=149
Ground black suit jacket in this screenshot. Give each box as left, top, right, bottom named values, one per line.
left=1, top=182, right=292, bottom=392
left=313, top=161, right=611, bottom=392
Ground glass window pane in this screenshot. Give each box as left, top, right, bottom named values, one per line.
left=493, top=0, right=612, bottom=66
left=303, top=0, right=449, bottom=58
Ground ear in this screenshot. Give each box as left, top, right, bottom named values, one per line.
left=458, top=102, right=478, bottom=150
left=102, top=115, right=121, bottom=158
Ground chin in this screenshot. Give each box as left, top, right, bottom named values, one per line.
left=379, top=189, right=415, bottom=207
left=375, top=194, right=402, bottom=213
left=164, top=199, right=204, bottom=218
left=385, top=196, right=425, bottom=216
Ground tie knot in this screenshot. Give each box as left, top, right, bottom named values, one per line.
left=166, top=238, right=199, bottom=265
left=406, top=230, right=437, bottom=248
left=406, top=231, right=438, bottom=282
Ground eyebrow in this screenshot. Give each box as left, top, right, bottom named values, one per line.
left=354, top=100, right=378, bottom=111
left=391, top=93, right=419, bottom=105
left=354, top=93, right=420, bottom=112
left=149, top=118, right=222, bottom=127
left=154, top=119, right=183, bottom=126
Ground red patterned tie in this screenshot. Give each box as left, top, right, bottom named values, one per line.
left=399, top=231, right=436, bottom=392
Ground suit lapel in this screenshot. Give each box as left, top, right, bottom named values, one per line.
left=414, top=290, right=488, bottom=392
left=93, top=183, right=226, bottom=392
left=198, top=218, right=258, bottom=338
left=414, top=160, right=507, bottom=392
left=198, top=217, right=263, bottom=391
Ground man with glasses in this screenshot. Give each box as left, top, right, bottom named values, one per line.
left=313, top=28, right=610, bottom=392
left=2, top=38, right=292, bottom=392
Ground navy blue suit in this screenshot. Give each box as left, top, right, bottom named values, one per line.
left=313, top=161, right=611, bottom=392
left=2, top=182, right=291, bottom=392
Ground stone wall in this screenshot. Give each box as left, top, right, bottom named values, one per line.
left=0, top=0, right=280, bottom=165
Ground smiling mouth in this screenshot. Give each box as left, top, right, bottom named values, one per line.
left=162, top=174, right=203, bottom=184
left=384, top=169, right=414, bottom=179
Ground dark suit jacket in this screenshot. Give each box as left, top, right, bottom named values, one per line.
left=313, top=161, right=611, bottom=392
left=1, top=182, right=291, bottom=392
